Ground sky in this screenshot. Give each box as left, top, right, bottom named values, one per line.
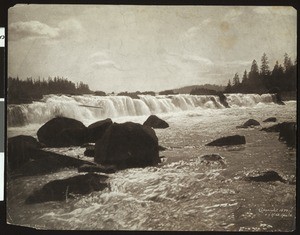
left=8, top=5, right=297, bottom=93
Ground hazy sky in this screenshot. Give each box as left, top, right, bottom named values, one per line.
left=8, top=5, right=297, bottom=92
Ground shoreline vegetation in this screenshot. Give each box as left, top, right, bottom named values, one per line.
left=7, top=53, right=297, bottom=104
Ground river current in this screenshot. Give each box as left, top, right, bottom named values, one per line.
left=6, top=94, right=296, bottom=231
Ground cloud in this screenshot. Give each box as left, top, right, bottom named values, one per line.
left=92, top=60, right=119, bottom=70
left=8, top=19, right=83, bottom=41
left=9, top=21, right=59, bottom=40
left=182, top=54, right=213, bottom=65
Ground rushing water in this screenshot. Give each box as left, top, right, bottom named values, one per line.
left=7, top=94, right=296, bottom=231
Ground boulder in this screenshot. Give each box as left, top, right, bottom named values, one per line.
left=279, top=122, right=296, bottom=147
left=206, top=135, right=246, bottom=146
left=143, top=115, right=169, bottom=129
left=95, top=122, right=160, bottom=169
left=263, top=117, right=277, bottom=123
left=78, top=164, right=117, bottom=174
left=200, top=154, right=226, bottom=168
left=84, top=145, right=95, bottom=157
left=11, top=149, right=95, bottom=178
left=7, top=135, right=42, bottom=171
left=261, top=123, right=282, bottom=132
left=237, top=119, right=260, bottom=128
left=245, top=170, right=286, bottom=183
left=25, top=173, right=109, bottom=204
left=85, top=118, right=113, bottom=143
left=37, top=117, right=87, bottom=147
left=217, top=92, right=229, bottom=108
left=261, top=122, right=296, bottom=147
left=200, top=154, right=223, bottom=161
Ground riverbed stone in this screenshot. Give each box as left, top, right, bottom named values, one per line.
left=85, top=118, right=113, bottom=143
left=37, top=117, right=87, bottom=147
left=8, top=135, right=42, bottom=171
left=206, top=135, right=246, bottom=146
left=25, top=173, right=109, bottom=204
left=143, top=115, right=169, bottom=129
left=237, top=119, right=260, bottom=128
left=95, top=122, right=160, bottom=169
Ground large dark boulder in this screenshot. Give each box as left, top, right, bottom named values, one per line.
left=245, top=170, right=286, bottom=183
left=37, top=117, right=87, bottom=147
left=261, top=122, right=296, bottom=147
left=95, top=122, right=160, bottom=169
left=84, top=145, right=95, bottom=157
left=143, top=115, right=169, bottom=129
left=25, top=173, right=109, bottom=204
left=279, top=122, right=296, bottom=147
left=8, top=135, right=42, bottom=171
left=206, top=135, right=246, bottom=146
left=237, top=119, right=260, bottom=128
left=11, top=149, right=95, bottom=178
left=263, top=117, right=277, bottom=122
left=217, top=92, right=229, bottom=108
left=85, top=118, right=112, bottom=143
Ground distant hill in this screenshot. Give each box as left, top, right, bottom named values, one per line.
left=173, top=84, right=225, bottom=94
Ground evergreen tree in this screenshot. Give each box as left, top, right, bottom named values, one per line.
left=283, top=53, right=293, bottom=71
left=242, top=70, right=248, bottom=84
left=260, top=53, right=270, bottom=76
left=232, top=73, right=240, bottom=86
left=225, top=79, right=232, bottom=93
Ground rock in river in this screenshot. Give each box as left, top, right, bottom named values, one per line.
left=95, top=122, right=160, bottom=169
left=206, top=135, right=246, bottom=146
left=8, top=135, right=42, bottom=171
left=37, top=117, right=87, bottom=147
left=143, top=115, right=169, bottom=129
left=85, top=118, right=113, bottom=143
left=236, top=119, right=260, bottom=128
left=26, top=173, right=109, bottom=204
left=263, top=117, right=277, bottom=123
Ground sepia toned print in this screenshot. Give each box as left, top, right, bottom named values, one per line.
left=7, top=5, right=296, bottom=231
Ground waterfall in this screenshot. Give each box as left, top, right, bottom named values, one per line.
left=7, top=93, right=277, bottom=127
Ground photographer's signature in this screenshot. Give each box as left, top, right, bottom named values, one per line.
left=258, top=207, right=293, bottom=218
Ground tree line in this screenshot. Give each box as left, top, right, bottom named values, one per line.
left=8, top=76, right=93, bottom=104
left=225, top=53, right=297, bottom=94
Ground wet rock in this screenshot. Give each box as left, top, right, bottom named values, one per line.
left=78, top=164, right=116, bottom=174
left=85, top=118, right=113, bottom=143
left=25, top=173, right=109, bottom=204
left=84, top=145, right=95, bottom=157
left=200, top=154, right=223, bottom=161
left=143, top=115, right=169, bottom=129
left=37, top=117, right=87, bottom=147
left=200, top=154, right=226, bottom=168
left=217, top=92, right=229, bottom=108
left=11, top=149, right=95, bottom=178
left=95, top=122, right=160, bottom=169
left=236, top=119, right=260, bottom=128
left=245, top=170, right=286, bottom=183
left=261, top=122, right=296, bottom=147
left=8, top=135, right=42, bottom=171
left=279, top=122, right=296, bottom=147
left=206, top=135, right=246, bottom=146
left=263, top=117, right=277, bottom=123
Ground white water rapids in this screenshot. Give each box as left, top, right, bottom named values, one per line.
left=6, top=94, right=296, bottom=231
left=7, top=93, right=276, bottom=127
